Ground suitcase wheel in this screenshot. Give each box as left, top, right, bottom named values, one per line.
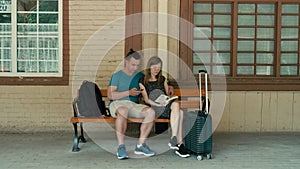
left=196, top=155, right=203, bottom=161
left=206, top=154, right=212, bottom=159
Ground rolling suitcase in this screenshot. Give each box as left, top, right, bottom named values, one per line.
left=184, top=70, right=212, bottom=160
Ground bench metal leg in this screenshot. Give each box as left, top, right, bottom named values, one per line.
left=72, top=122, right=80, bottom=152
left=78, top=122, right=87, bottom=143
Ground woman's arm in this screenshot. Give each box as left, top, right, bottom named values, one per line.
left=139, top=83, right=164, bottom=107
left=164, top=79, right=174, bottom=96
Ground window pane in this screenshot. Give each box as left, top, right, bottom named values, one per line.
left=213, top=66, right=230, bottom=75
left=256, top=41, right=274, bottom=52
left=0, top=61, right=11, bottom=72
left=0, top=37, right=11, bottom=47
left=194, top=3, right=211, bottom=13
left=39, top=61, right=58, bottom=72
left=213, top=53, right=230, bottom=64
left=257, top=4, right=274, bottom=14
left=213, top=40, right=231, bottom=51
left=17, top=24, right=37, bottom=33
left=17, top=49, right=37, bottom=60
left=193, top=65, right=210, bottom=74
left=257, top=53, right=274, bottom=64
left=213, top=28, right=231, bottom=38
left=214, top=4, right=232, bottom=13
left=281, top=28, right=298, bottom=39
left=237, top=66, right=254, bottom=75
left=17, top=13, right=37, bottom=23
left=281, top=53, right=298, bottom=64
left=256, top=66, right=273, bottom=75
left=282, top=16, right=299, bottom=26
left=39, top=49, right=58, bottom=60
left=39, top=14, right=58, bottom=23
left=257, top=15, right=274, bottom=26
left=0, top=13, right=11, bottom=23
left=257, top=28, right=274, bottom=39
left=194, top=15, right=211, bottom=25
left=238, top=15, right=255, bottom=26
left=17, top=61, right=38, bottom=72
left=39, top=37, right=58, bottom=48
left=280, top=66, right=297, bottom=75
left=0, top=1, right=11, bottom=72
left=237, top=53, right=254, bottom=64
left=0, top=0, right=11, bottom=12
left=193, top=40, right=211, bottom=51
left=194, top=27, right=211, bottom=38
left=238, top=4, right=255, bottom=13
left=39, top=0, right=58, bottom=11
left=17, top=1, right=37, bottom=11
left=0, top=49, right=11, bottom=59
left=193, top=53, right=210, bottom=64
left=238, top=28, right=255, bottom=39
left=214, top=15, right=231, bottom=26
left=39, top=24, right=58, bottom=35
left=238, top=41, right=254, bottom=51
left=282, top=4, right=299, bottom=14
left=17, top=37, right=37, bottom=48
left=281, top=41, right=298, bottom=51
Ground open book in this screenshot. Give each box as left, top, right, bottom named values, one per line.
left=155, top=94, right=178, bottom=104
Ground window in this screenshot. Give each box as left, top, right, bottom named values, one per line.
left=237, top=3, right=275, bottom=76
left=193, top=3, right=232, bottom=75
left=0, top=0, right=67, bottom=85
left=281, top=4, right=299, bottom=76
left=180, top=0, right=300, bottom=90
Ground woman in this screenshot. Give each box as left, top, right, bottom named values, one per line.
left=139, top=56, right=190, bottom=158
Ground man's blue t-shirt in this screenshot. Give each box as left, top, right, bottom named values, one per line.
left=108, top=70, right=144, bottom=103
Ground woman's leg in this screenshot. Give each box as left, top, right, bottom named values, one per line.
left=170, top=102, right=180, bottom=138
left=176, top=109, right=184, bottom=144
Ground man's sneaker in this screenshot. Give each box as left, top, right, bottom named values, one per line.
left=134, top=143, right=156, bottom=157
left=168, top=136, right=179, bottom=150
left=117, top=144, right=128, bottom=160
left=175, top=144, right=190, bottom=158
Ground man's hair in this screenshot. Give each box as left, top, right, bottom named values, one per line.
left=125, top=48, right=141, bottom=61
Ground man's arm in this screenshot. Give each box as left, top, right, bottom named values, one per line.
left=107, top=86, right=142, bottom=101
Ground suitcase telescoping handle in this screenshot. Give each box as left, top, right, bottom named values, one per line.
left=198, top=70, right=209, bottom=115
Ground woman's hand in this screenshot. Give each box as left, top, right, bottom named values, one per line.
left=159, top=102, right=168, bottom=107
left=168, top=86, right=174, bottom=97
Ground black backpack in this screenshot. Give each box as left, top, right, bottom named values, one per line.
left=77, top=81, right=110, bottom=117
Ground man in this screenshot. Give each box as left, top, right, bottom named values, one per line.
left=107, top=49, right=156, bottom=160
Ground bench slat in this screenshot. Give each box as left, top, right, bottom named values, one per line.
left=179, top=100, right=200, bottom=109
left=101, top=89, right=202, bottom=97
left=70, top=116, right=170, bottom=123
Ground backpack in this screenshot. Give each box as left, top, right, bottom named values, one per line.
left=77, top=81, right=110, bottom=117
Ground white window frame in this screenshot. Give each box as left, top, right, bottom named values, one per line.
left=0, top=0, right=63, bottom=77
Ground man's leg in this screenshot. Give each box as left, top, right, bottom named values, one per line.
left=115, top=106, right=129, bottom=145
left=134, top=107, right=156, bottom=156
left=138, top=107, right=155, bottom=144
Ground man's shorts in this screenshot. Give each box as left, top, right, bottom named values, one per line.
left=109, top=100, right=148, bottom=118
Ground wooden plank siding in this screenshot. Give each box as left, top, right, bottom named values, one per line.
left=216, top=91, right=300, bottom=132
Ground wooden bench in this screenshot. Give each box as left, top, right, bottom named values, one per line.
left=71, top=89, right=202, bottom=152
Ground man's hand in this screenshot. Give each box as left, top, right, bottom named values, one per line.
left=129, top=88, right=142, bottom=96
